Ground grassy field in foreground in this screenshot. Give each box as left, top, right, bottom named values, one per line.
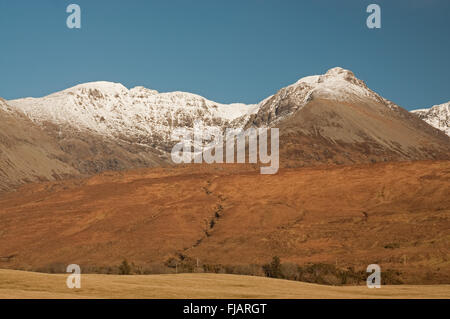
left=0, top=269, right=449, bottom=299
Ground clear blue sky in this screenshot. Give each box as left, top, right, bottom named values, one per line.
left=0, top=0, right=448, bottom=110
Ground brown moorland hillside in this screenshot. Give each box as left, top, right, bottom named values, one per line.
left=0, top=161, right=449, bottom=284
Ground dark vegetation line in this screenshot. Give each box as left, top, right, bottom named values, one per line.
left=32, top=256, right=403, bottom=286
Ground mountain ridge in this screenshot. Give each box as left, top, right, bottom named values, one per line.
left=1, top=67, right=449, bottom=191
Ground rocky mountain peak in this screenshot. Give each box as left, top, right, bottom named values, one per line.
left=412, top=101, right=450, bottom=136
left=247, top=67, right=383, bottom=127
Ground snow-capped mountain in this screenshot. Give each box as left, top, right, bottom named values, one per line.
left=245, top=68, right=450, bottom=167
left=412, top=102, right=450, bottom=136
left=247, top=67, right=397, bottom=127
left=6, top=67, right=395, bottom=143
left=8, top=67, right=395, bottom=155
left=7, top=82, right=259, bottom=153
left=1, top=67, right=450, bottom=192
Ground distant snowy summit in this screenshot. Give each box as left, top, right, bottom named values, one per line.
left=5, top=67, right=388, bottom=143
left=412, top=102, right=450, bottom=136
left=4, top=67, right=449, bottom=148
